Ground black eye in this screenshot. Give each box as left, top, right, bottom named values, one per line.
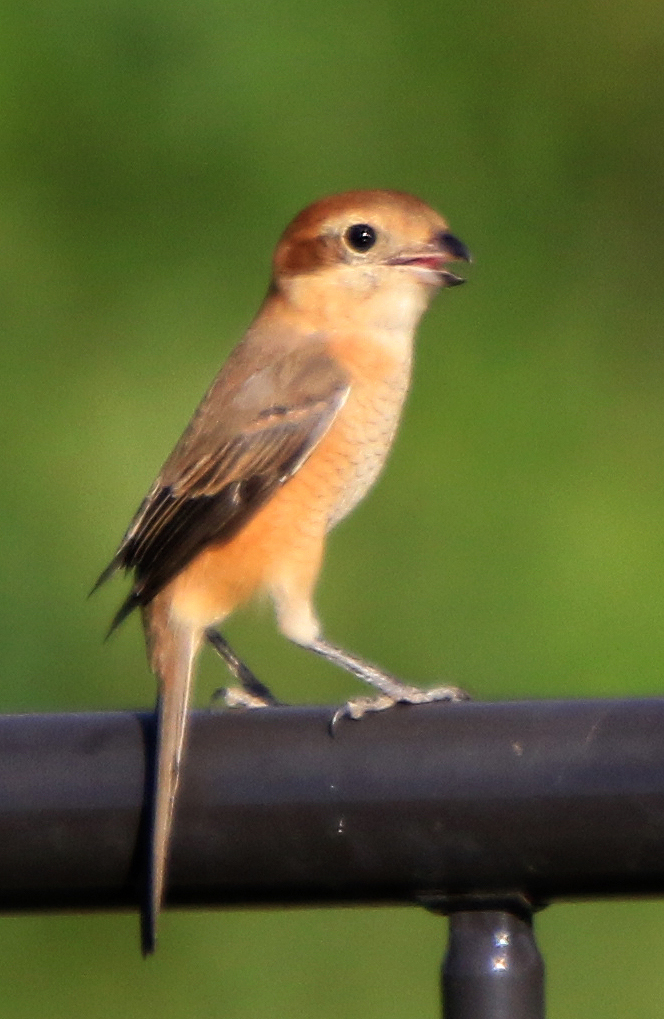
left=345, top=223, right=377, bottom=252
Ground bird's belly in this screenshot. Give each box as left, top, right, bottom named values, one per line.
left=168, top=366, right=409, bottom=627
left=316, top=380, right=407, bottom=529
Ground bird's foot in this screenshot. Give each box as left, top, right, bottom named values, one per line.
left=207, top=628, right=282, bottom=706
left=330, top=682, right=470, bottom=730
left=211, top=685, right=281, bottom=709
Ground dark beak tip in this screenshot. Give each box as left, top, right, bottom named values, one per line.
left=440, top=232, right=472, bottom=264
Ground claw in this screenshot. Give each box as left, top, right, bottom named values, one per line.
left=211, top=686, right=275, bottom=709
left=329, top=683, right=470, bottom=734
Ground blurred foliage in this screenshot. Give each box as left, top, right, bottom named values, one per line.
left=1, top=0, right=664, bottom=1015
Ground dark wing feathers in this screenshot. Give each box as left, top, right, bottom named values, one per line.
left=95, top=343, right=349, bottom=630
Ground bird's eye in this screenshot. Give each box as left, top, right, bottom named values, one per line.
left=345, top=223, right=377, bottom=252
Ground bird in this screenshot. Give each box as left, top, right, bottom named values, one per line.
left=94, top=189, right=471, bottom=954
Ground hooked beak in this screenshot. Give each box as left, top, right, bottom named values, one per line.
left=437, top=232, right=472, bottom=286
left=439, top=232, right=472, bottom=264
left=388, top=231, right=472, bottom=286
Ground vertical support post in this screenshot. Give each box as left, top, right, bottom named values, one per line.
left=442, top=908, right=544, bottom=1019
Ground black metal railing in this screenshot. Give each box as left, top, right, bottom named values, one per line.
left=2, top=697, right=664, bottom=1017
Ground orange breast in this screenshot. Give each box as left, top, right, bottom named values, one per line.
left=168, top=335, right=412, bottom=629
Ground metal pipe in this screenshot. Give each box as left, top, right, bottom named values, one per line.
left=442, top=908, right=544, bottom=1019
left=1, top=698, right=663, bottom=911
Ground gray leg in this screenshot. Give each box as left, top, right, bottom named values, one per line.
left=206, top=628, right=282, bottom=707
left=308, top=638, right=470, bottom=725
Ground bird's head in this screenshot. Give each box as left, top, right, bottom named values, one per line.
left=271, top=190, right=470, bottom=329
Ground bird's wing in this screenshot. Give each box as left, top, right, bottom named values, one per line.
left=95, top=340, right=349, bottom=629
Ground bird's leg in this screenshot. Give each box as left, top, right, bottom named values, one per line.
left=307, top=638, right=470, bottom=726
left=206, top=628, right=282, bottom=707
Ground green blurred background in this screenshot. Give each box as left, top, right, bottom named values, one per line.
left=1, top=0, right=664, bottom=1014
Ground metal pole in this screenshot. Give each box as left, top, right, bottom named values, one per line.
left=0, top=698, right=664, bottom=910
left=442, top=908, right=544, bottom=1019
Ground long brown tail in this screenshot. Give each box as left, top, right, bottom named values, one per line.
left=142, top=602, right=201, bottom=955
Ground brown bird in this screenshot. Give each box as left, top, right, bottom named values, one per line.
left=95, top=189, right=471, bottom=953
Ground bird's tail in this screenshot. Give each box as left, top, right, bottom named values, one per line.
left=141, top=602, right=201, bottom=955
